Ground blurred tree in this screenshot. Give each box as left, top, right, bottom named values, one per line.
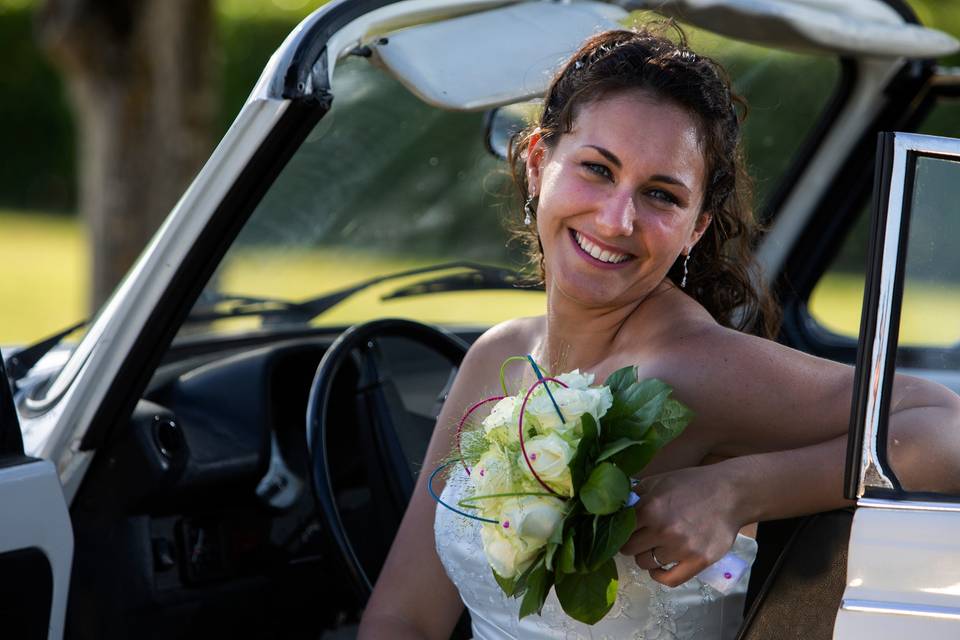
left=37, top=0, right=216, bottom=308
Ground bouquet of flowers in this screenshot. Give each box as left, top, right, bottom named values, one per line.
left=430, top=356, right=694, bottom=625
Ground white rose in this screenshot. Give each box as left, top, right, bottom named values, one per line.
left=517, top=432, right=575, bottom=496
left=480, top=523, right=540, bottom=579
left=482, top=396, right=520, bottom=445
left=524, top=380, right=613, bottom=437
left=469, top=449, right=514, bottom=517
left=500, top=495, right=566, bottom=544
left=556, top=369, right=595, bottom=389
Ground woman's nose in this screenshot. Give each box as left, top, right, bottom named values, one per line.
left=595, top=191, right=636, bottom=236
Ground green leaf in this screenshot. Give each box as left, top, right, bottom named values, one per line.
left=580, top=463, right=630, bottom=515
left=570, top=414, right=599, bottom=492
left=581, top=412, right=598, bottom=441
left=588, top=507, right=637, bottom=570
left=606, top=378, right=670, bottom=421
left=555, top=558, right=619, bottom=625
left=603, top=366, right=637, bottom=394
left=492, top=569, right=518, bottom=597
left=545, top=541, right=558, bottom=571
left=648, top=398, right=694, bottom=447
left=596, top=437, right=645, bottom=462
left=519, top=559, right=554, bottom=619
left=558, top=528, right=576, bottom=574
left=610, top=440, right=659, bottom=476
left=512, top=553, right=543, bottom=596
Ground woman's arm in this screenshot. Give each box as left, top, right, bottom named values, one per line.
left=622, top=327, right=960, bottom=586
left=358, top=322, right=531, bottom=639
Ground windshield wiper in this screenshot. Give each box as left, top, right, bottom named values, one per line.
left=185, top=261, right=534, bottom=326
left=380, top=267, right=541, bottom=301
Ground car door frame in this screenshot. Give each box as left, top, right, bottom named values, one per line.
left=835, top=131, right=960, bottom=638
left=0, top=357, right=74, bottom=639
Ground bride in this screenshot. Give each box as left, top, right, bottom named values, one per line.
left=357, top=27, right=960, bottom=639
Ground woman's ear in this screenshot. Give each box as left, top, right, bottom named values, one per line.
left=525, top=130, right=546, bottom=196
left=687, top=211, right=713, bottom=252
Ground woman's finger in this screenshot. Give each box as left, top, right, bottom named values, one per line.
left=634, top=548, right=679, bottom=571
left=620, top=526, right=657, bottom=557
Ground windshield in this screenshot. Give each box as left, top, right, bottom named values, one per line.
left=177, top=32, right=840, bottom=340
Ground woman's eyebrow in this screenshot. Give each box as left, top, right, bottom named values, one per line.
left=584, top=144, right=690, bottom=192
left=585, top=144, right=622, bottom=168
left=650, top=174, right=690, bottom=192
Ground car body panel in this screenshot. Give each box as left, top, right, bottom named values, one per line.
left=836, top=506, right=960, bottom=638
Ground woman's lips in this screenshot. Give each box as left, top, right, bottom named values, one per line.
left=569, top=229, right=634, bottom=269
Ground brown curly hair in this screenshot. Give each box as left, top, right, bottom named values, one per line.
left=507, top=25, right=780, bottom=338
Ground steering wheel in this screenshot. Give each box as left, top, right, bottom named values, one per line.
left=306, top=318, right=469, bottom=603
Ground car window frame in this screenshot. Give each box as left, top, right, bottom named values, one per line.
left=845, top=130, right=960, bottom=503
left=783, top=69, right=960, bottom=361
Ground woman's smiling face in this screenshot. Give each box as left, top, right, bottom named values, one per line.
left=527, top=90, right=711, bottom=309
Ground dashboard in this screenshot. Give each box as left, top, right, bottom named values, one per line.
left=64, top=329, right=474, bottom=639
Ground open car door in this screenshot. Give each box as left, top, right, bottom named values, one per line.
left=836, top=132, right=960, bottom=638
left=0, top=356, right=73, bottom=639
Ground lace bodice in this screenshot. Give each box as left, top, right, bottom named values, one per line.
left=434, top=469, right=757, bottom=639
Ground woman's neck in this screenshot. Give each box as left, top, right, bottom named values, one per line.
left=536, top=279, right=674, bottom=375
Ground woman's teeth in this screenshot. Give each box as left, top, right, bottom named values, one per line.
left=575, top=231, right=630, bottom=264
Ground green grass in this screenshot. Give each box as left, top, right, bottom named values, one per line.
left=0, top=209, right=88, bottom=344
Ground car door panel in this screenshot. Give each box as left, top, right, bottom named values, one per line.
left=836, top=132, right=960, bottom=638
left=1, top=353, right=73, bottom=639
left=0, top=458, right=73, bottom=639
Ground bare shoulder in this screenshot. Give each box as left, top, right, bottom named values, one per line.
left=456, top=316, right=544, bottom=394
left=638, top=301, right=855, bottom=458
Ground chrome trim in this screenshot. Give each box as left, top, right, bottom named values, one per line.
left=842, top=598, right=960, bottom=622
left=858, top=497, right=960, bottom=513
left=858, top=132, right=960, bottom=496
left=857, top=136, right=904, bottom=495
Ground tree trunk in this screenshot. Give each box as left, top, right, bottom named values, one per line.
left=37, top=0, right=216, bottom=310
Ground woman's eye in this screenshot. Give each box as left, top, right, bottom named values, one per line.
left=648, top=188, right=680, bottom=206
left=583, top=162, right=612, bottom=180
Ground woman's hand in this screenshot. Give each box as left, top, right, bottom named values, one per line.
left=620, top=464, right=745, bottom=588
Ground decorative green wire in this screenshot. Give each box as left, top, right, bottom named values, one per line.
left=457, top=490, right=560, bottom=509
left=498, top=355, right=529, bottom=396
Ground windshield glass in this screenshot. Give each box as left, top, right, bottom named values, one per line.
left=178, top=32, right=840, bottom=340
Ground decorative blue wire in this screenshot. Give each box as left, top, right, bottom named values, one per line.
left=526, top=354, right=566, bottom=425
left=427, top=462, right=499, bottom=524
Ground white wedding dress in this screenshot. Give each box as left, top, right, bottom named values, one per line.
left=435, top=469, right=757, bottom=640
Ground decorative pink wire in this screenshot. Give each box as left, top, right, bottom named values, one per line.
left=455, top=395, right=505, bottom=475
left=518, top=377, right=569, bottom=496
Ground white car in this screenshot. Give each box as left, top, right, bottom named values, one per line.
left=2, top=0, right=960, bottom=638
